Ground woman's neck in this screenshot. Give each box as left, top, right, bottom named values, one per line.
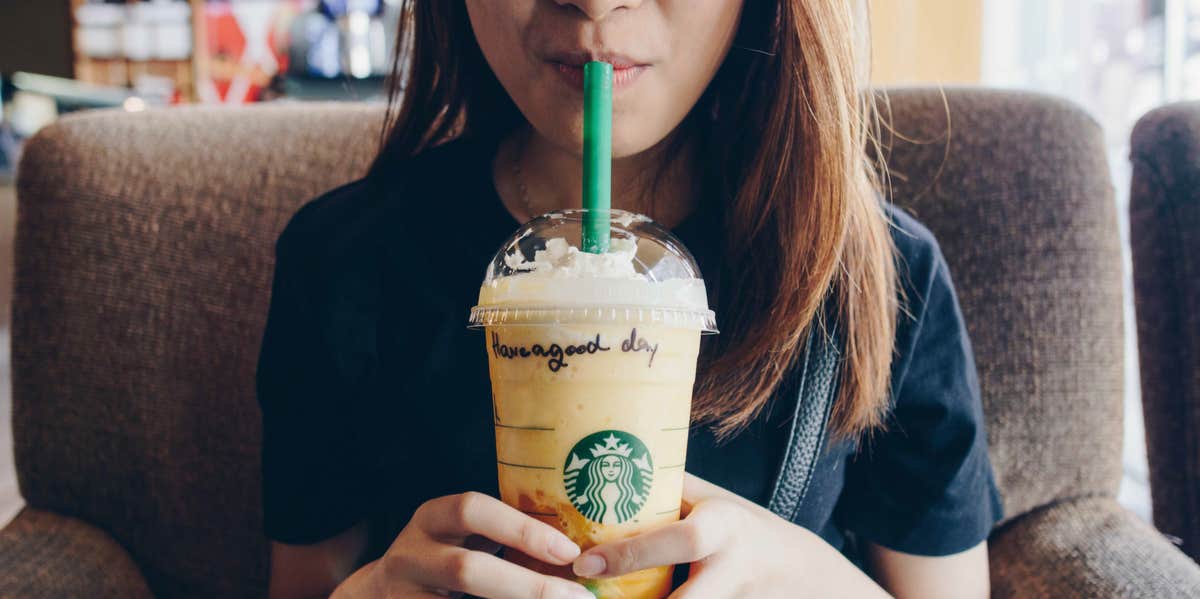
left=493, top=124, right=699, bottom=228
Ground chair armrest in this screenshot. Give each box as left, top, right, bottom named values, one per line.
left=990, top=497, right=1200, bottom=598
left=0, top=508, right=152, bottom=598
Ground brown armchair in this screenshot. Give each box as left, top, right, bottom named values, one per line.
left=1131, top=101, right=1200, bottom=565
left=879, top=89, right=1199, bottom=597
left=2, top=91, right=1198, bottom=597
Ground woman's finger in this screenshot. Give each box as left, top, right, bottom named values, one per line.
left=407, top=546, right=594, bottom=599
left=417, top=492, right=582, bottom=565
left=573, top=501, right=735, bottom=578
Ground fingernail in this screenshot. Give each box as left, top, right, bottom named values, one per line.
left=573, top=553, right=606, bottom=577
left=549, top=535, right=581, bottom=562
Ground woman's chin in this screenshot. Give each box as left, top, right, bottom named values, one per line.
left=523, top=113, right=671, bottom=160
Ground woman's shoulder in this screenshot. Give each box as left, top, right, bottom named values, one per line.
left=274, top=138, right=488, bottom=261
left=882, top=203, right=957, bottom=303
left=883, top=203, right=946, bottom=276
left=274, top=178, right=372, bottom=256
left=880, top=203, right=969, bottom=357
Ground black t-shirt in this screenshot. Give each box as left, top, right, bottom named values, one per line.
left=256, top=137, right=1002, bottom=563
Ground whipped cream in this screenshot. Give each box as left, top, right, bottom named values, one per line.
left=470, top=212, right=718, bottom=331
left=480, top=237, right=710, bottom=313
left=503, top=237, right=641, bottom=280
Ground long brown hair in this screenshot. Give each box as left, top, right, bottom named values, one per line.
left=371, top=1, right=897, bottom=441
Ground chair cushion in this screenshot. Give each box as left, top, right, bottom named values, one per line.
left=877, top=89, right=1124, bottom=522
left=0, top=508, right=153, bottom=598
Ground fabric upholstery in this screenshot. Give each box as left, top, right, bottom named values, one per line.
left=1130, top=101, right=1200, bottom=563
left=876, top=89, right=1125, bottom=522
left=990, top=496, right=1200, bottom=597
left=0, top=508, right=152, bottom=598
left=5, top=91, right=1194, bottom=596
left=12, top=103, right=383, bottom=596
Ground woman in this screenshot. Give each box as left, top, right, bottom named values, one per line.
left=258, top=1, right=1001, bottom=598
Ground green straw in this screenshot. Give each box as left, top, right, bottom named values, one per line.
left=582, top=61, right=612, bottom=254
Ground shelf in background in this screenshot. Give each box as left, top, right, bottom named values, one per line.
left=69, top=0, right=203, bottom=102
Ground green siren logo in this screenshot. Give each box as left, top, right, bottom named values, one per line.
left=563, top=430, right=654, bottom=524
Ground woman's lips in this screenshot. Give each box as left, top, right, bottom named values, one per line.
left=552, top=62, right=649, bottom=92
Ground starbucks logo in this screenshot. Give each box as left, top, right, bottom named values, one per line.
left=563, top=430, right=654, bottom=524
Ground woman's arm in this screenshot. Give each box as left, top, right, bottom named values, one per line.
left=268, top=522, right=370, bottom=599
left=865, top=541, right=989, bottom=599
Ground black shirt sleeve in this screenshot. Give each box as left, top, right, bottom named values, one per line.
left=256, top=194, right=378, bottom=545
left=834, top=212, right=1003, bottom=556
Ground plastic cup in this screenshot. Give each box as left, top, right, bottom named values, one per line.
left=469, top=209, right=717, bottom=598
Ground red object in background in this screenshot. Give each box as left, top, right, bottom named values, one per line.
left=200, top=1, right=308, bottom=104
left=204, top=6, right=249, bottom=102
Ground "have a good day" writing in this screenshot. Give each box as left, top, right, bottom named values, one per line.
left=492, top=328, right=660, bottom=372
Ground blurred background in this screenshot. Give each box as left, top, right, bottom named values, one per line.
left=0, top=0, right=1194, bottom=527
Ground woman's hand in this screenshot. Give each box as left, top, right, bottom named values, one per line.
left=333, top=492, right=595, bottom=599
left=570, top=474, right=892, bottom=598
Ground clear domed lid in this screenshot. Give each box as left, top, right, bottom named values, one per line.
left=468, top=209, right=717, bottom=332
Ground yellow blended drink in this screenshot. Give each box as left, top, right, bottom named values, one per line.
left=469, top=209, right=717, bottom=598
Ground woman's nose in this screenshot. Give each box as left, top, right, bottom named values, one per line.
left=554, top=0, right=643, bottom=21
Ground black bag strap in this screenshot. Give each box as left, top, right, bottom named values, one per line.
left=766, top=307, right=842, bottom=522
